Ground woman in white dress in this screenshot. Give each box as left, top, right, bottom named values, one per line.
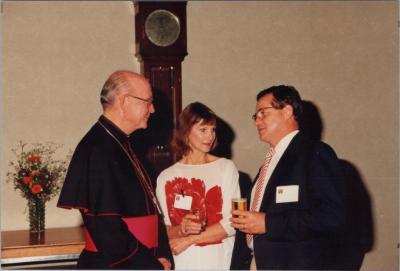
left=156, top=102, right=241, bottom=270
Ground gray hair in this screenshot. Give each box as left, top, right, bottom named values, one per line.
left=100, top=70, right=135, bottom=109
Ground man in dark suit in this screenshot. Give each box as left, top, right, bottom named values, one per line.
left=230, top=85, right=346, bottom=270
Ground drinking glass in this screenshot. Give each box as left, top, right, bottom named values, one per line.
left=231, top=198, right=247, bottom=218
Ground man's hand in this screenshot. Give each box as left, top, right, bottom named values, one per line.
left=169, top=236, right=193, bottom=255
left=230, top=210, right=266, bottom=234
left=158, top=257, right=172, bottom=270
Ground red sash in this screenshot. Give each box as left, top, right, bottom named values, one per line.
left=122, top=214, right=158, bottom=249
left=84, top=214, right=158, bottom=252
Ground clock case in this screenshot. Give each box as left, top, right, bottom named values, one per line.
left=134, top=1, right=188, bottom=176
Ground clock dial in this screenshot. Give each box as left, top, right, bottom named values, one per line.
left=145, top=9, right=181, bottom=47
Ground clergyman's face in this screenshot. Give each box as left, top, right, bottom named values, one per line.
left=122, top=79, right=155, bottom=131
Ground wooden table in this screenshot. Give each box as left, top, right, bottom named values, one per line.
left=1, top=227, right=85, bottom=269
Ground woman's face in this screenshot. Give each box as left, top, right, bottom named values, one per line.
left=187, top=120, right=216, bottom=155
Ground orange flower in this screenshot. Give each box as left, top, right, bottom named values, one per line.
left=31, top=170, right=40, bottom=176
left=23, top=176, right=32, bottom=185
left=28, top=155, right=41, bottom=163
left=31, top=184, right=43, bottom=194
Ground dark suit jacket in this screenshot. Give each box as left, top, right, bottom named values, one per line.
left=231, top=133, right=346, bottom=270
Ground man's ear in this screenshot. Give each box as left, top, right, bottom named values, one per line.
left=282, top=104, right=294, bottom=120
left=117, top=93, right=126, bottom=116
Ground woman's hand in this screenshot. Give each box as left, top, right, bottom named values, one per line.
left=180, top=214, right=202, bottom=236
left=169, top=236, right=194, bottom=255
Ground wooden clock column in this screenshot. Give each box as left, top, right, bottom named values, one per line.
left=134, top=1, right=187, bottom=175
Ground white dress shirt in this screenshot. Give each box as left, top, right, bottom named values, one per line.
left=248, top=130, right=299, bottom=250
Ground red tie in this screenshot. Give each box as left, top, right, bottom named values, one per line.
left=247, top=147, right=275, bottom=245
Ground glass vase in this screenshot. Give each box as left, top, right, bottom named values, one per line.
left=28, top=197, right=45, bottom=233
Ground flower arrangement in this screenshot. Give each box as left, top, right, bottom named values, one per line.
left=6, top=141, right=70, bottom=232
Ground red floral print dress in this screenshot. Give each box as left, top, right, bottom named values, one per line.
left=156, top=158, right=241, bottom=270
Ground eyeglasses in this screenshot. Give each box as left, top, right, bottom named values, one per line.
left=126, top=94, right=154, bottom=105
left=251, top=106, right=275, bottom=121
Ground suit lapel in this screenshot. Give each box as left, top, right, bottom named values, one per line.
left=259, top=133, right=304, bottom=210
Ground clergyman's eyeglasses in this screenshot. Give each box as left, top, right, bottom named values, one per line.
left=126, top=94, right=153, bottom=105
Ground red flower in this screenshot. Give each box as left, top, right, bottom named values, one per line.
left=164, top=177, right=223, bottom=246
left=23, top=176, right=32, bottom=185
left=205, top=186, right=223, bottom=226
left=165, top=177, right=206, bottom=226
left=31, top=184, right=43, bottom=194
left=27, top=155, right=41, bottom=163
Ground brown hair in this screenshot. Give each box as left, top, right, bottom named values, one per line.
left=171, top=102, right=218, bottom=158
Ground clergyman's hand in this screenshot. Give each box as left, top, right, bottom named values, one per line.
left=158, top=257, right=172, bottom=270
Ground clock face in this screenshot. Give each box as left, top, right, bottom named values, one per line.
left=145, top=9, right=181, bottom=47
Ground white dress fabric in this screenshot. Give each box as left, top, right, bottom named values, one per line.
left=156, top=158, right=240, bottom=270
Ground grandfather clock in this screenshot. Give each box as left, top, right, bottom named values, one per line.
left=133, top=1, right=188, bottom=175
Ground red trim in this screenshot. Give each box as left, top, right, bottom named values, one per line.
left=57, top=205, right=121, bottom=216
left=83, top=227, right=98, bottom=252
left=59, top=204, right=158, bottom=267
left=109, top=240, right=139, bottom=268
left=57, top=205, right=89, bottom=213
left=84, top=212, right=121, bottom=217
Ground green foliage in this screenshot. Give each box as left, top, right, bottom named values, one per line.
left=6, top=141, right=71, bottom=202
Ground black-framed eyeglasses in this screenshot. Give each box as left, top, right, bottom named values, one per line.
left=251, top=106, right=275, bottom=121
left=126, top=94, right=153, bottom=105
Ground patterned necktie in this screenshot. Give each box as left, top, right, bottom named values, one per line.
left=247, top=147, right=275, bottom=245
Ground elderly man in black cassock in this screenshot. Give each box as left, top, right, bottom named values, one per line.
left=58, top=71, right=173, bottom=269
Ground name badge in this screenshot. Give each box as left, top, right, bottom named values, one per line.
left=276, top=185, right=299, bottom=203
left=173, top=194, right=192, bottom=210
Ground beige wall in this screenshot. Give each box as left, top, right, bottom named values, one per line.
left=1, top=1, right=398, bottom=270
left=185, top=3, right=399, bottom=270
left=2, top=1, right=141, bottom=233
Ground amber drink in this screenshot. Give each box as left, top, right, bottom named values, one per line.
left=232, top=198, right=247, bottom=218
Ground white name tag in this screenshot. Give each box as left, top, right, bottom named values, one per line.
left=173, top=195, right=193, bottom=210
left=276, top=185, right=299, bottom=203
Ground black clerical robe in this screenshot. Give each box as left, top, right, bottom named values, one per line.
left=57, top=116, right=172, bottom=269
